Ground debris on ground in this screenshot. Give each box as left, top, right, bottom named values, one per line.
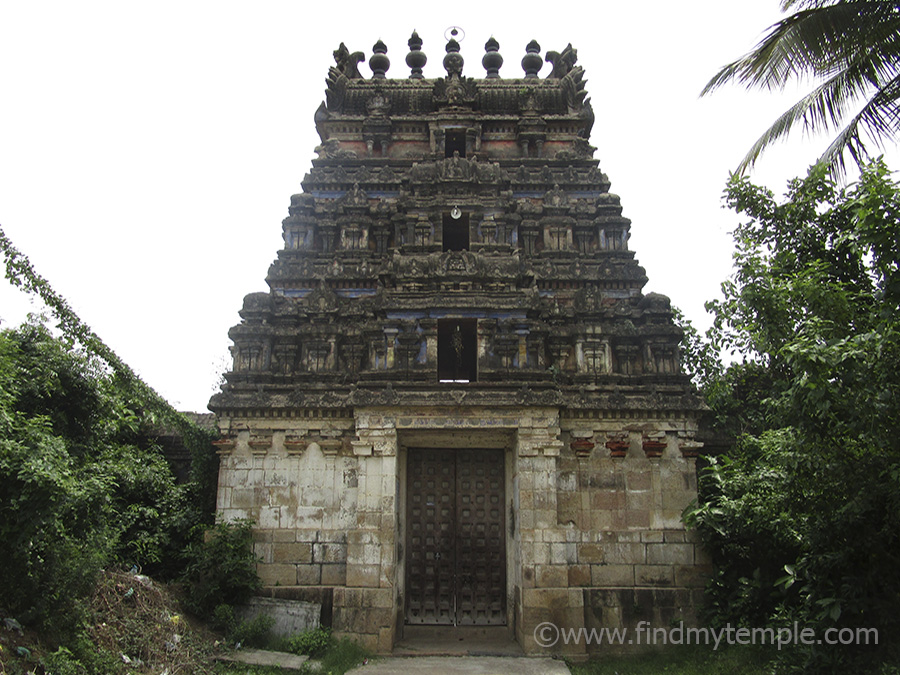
left=0, top=569, right=228, bottom=674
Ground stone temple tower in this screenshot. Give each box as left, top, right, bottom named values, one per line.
left=210, top=33, right=708, bottom=656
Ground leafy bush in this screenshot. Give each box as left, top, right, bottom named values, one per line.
left=0, top=320, right=218, bottom=639
left=211, top=603, right=275, bottom=648
left=180, top=519, right=262, bottom=616
left=231, top=614, right=276, bottom=648
left=41, top=646, right=86, bottom=675
left=0, top=326, right=115, bottom=633
left=40, top=634, right=121, bottom=675
left=288, top=626, right=332, bottom=658
left=212, top=603, right=238, bottom=634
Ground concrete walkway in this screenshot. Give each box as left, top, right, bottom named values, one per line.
left=346, top=655, right=572, bottom=675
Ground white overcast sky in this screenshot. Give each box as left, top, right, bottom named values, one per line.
left=0, top=1, right=880, bottom=412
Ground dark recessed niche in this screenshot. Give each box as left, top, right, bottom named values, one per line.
left=445, top=128, right=466, bottom=158
left=437, top=318, right=477, bottom=382
left=443, top=212, right=469, bottom=252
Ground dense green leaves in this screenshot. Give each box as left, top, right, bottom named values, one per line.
left=0, top=223, right=215, bottom=459
left=705, top=159, right=900, bottom=442
left=0, top=227, right=244, bottom=646
left=685, top=159, right=900, bottom=670
left=0, top=320, right=228, bottom=640
left=0, top=325, right=159, bottom=630
left=180, top=520, right=262, bottom=616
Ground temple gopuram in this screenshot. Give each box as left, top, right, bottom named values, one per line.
left=210, top=32, right=708, bottom=655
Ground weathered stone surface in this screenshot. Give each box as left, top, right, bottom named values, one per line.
left=345, top=563, right=380, bottom=588
left=258, top=564, right=297, bottom=587
left=647, top=543, right=694, bottom=566
left=314, top=542, right=348, bottom=564
left=238, top=598, right=320, bottom=638
left=535, top=564, right=569, bottom=588
left=578, top=543, right=605, bottom=564
left=591, top=564, right=634, bottom=587
left=640, top=530, right=665, bottom=543
left=321, top=563, right=347, bottom=585
left=216, top=649, right=308, bottom=672
left=635, top=565, right=675, bottom=586
left=274, top=542, right=313, bottom=564
left=567, top=564, right=592, bottom=587
left=675, top=563, right=712, bottom=588
left=602, top=543, right=646, bottom=565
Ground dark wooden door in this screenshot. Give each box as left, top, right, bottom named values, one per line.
left=405, top=449, right=456, bottom=624
left=405, top=448, right=506, bottom=626
left=454, top=448, right=506, bottom=625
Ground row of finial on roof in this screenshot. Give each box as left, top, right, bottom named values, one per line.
left=333, top=32, right=578, bottom=81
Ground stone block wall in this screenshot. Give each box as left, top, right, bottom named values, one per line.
left=514, top=419, right=709, bottom=655
left=214, top=413, right=399, bottom=653
left=215, top=408, right=708, bottom=656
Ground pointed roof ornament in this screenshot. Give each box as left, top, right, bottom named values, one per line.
left=443, top=30, right=464, bottom=77
left=333, top=42, right=364, bottom=79
left=443, top=26, right=465, bottom=42
left=522, top=39, right=542, bottom=78
left=406, top=30, right=426, bottom=79
left=546, top=44, right=578, bottom=78
left=369, top=39, right=390, bottom=79
left=483, top=37, right=503, bottom=78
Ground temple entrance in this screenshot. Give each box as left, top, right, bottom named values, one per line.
left=404, top=448, right=506, bottom=626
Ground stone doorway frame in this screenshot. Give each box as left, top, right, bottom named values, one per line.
left=349, top=406, right=564, bottom=652
left=394, top=422, right=519, bottom=645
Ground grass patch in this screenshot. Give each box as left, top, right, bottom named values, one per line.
left=209, top=635, right=369, bottom=675
left=209, top=632, right=370, bottom=675
left=567, top=644, right=775, bottom=675
left=213, top=666, right=290, bottom=675
left=315, top=636, right=370, bottom=674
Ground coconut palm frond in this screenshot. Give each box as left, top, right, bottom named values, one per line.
left=703, top=3, right=883, bottom=94
left=782, top=0, right=833, bottom=10
left=707, top=0, right=900, bottom=178
left=738, top=71, right=900, bottom=179
left=816, top=73, right=900, bottom=179
left=735, top=64, right=880, bottom=171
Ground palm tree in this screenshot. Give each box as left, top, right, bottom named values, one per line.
left=703, top=0, right=900, bottom=179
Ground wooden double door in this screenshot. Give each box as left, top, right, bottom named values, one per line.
left=405, top=448, right=506, bottom=626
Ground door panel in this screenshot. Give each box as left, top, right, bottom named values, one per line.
left=405, top=448, right=506, bottom=626
left=406, top=450, right=455, bottom=624
left=455, top=449, right=506, bottom=625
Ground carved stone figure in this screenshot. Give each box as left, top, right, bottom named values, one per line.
left=333, top=42, right=364, bottom=79
left=545, top=43, right=578, bottom=78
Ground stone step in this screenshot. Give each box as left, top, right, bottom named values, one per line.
left=216, top=648, right=309, bottom=672
left=347, top=656, right=572, bottom=675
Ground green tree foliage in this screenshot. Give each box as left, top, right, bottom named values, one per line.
left=685, top=159, right=900, bottom=670
left=0, top=226, right=246, bottom=641
left=0, top=225, right=221, bottom=519
left=0, top=323, right=187, bottom=631
left=702, top=0, right=900, bottom=180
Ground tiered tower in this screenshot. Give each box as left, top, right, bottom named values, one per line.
left=211, top=34, right=707, bottom=656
